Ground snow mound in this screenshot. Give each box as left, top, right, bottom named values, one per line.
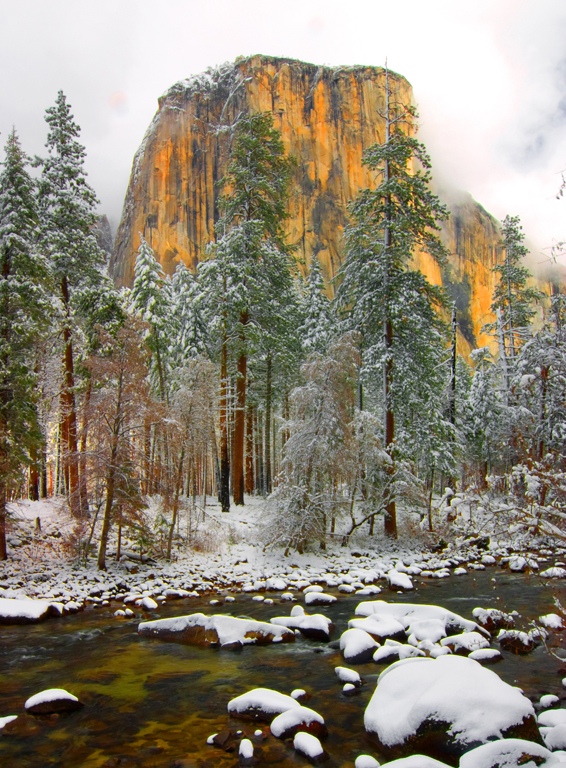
left=340, top=628, right=378, bottom=663
left=0, top=597, right=55, bottom=624
left=538, top=710, right=566, bottom=727
left=459, top=738, right=556, bottom=768
left=335, top=666, right=362, bottom=685
left=294, top=731, right=326, bottom=761
left=25, top=688, right=82, bottom=715
left=354, top=755, right=380, bottom=768
left=305, top=592, right=337, bottom=606
left=364, top=655, right=537, bottom=756
left=539, top=614, right=564, bottom=630
left=228, top=688, right=300, bottom=721
left=387, top=570, right=413, bottom=591
left=440, top=632, right=490, bottom=655
left=270, top=705, right=326, bottom=739
left=138, top=613, right=294, bottom=648
left=378, top=757, right=451, bottom=767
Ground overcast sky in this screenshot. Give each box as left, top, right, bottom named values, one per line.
left=2, top=0, right=566, bottom=266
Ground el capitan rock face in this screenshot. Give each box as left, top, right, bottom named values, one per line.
left=110, top=55, right=551, bottom=353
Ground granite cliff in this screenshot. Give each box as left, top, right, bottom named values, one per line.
left=110, top=55, right=554, bottom=354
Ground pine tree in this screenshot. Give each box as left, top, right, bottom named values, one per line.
left=131, top=234, right=175, bottom=403
left=200, top=111, right=295, bottom=508
left=171, top=261, right=206, bottom=363
left=299, top=254, right=334, bottom=355
left=335, top=67, right=450, bottom=537
left=0, top=129, right=50, bottom=558
left=36, top=91, right=106, bottom=516
left=488, top=215, right=543, bottom=361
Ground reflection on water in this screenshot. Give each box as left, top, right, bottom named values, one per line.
left=0, top=569, right=565, bottom=767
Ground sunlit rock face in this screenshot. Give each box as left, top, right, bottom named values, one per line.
left=110, top=55, right=555, bottom=353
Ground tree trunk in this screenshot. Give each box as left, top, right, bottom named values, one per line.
left=219, top=333, right=230, bottom=512
left=233, top=311, right=248, bottom=505
left=167, top=448, right=185, bottom=560
left=60, top=276, right=80, bottom=517
left=0, top=477, right=7, bottom=560
left=97, top=462, right=115, bottom=571
left=245, top=405, right=254, bottom=494
left=79, top=377, right=92, bottom=513
left=264, top=353, right=272, bottom=496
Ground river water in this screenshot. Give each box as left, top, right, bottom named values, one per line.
left=1, top=567, right=565, bottom=767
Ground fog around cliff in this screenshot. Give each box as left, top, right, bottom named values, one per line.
left=1, top=0, right=566, bottom=267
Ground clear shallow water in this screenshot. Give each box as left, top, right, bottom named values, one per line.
left=1, top=568, right=565, bottom=767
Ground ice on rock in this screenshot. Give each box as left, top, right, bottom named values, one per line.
left=364, top=656, right=537, bottom=756
left=228, top=688, right=300, bottom=721
left=459, top=738, right=556, bottom=768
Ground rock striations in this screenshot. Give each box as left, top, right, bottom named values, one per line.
left=110, top=55, right=556, bottom=353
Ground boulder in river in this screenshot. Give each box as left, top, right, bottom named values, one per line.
left=228, top=688, right=300, bottom=722
left=138, top=613, right=294, bottom=649
left=24, top=688, right=83, bottom=716
left=270, top=705, right=327, bottom=739
left=364, top=655, right=541, bottom=765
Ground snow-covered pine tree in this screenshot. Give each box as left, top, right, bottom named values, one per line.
left=0, top=129, right=51, bottom=558
left=171, top=261, right=206, bottom=364
left=131, top=234, right=175, bottom=403
left=299, top=254, right=334, bottom=355
left=200, top=111, right=295, bottom=508
left=36, top=91, right=106, bottom=516
left=487, top=215, right=543, bottom=363
left=335, top=66, right=450, bottom=537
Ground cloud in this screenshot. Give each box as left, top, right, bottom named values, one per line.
left=1, top=0, right=565, bottom=260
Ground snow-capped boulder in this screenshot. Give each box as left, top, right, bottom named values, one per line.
left=335, top=666, right=362, bottom=686
left=540, top=695, right=560, bottom=709
left=364, top=656, right=540, bottom=762
left=354, top=755, right=381, bottom=768
left=472, top=607, right=515, bottom=633
left=348, top=615, right=407, bottom=643
left=138, top=613, right=294, bottom=649
left=373, top=640, right=425, bottom=664
left=340, top=628, right=379, bottom=664
left=293, top=731, right=328, bottom=763
left=538, top=709, right=566, bottom=727
left=440, top=632, right=490, bottom=656
left=540, top=567, right=566, bottom=579
left=468, top=648, right=502, bottom=664
left=25, top=688, right=83, bottom=715
left=378, top=758, right=451, bottom=768
left=387, top=570, right=413, bottom=592
left=140, top=596, right=158, bottom=611
left=305, top=592, right=337, bottom=607
left=0, top=597, right=57, bottom=625
left=542, top=724, right=566, bottom=750
left=459, top=738, right=557, bottom=768
left=497, top=629, right=535, bottom=655
left=539, top=613, right=564, bottom=630
left=270, top=612, right=334, bottom=641
left=228, top=688, right=300, bottom=722
left=355, top=601, right=481, bottom=638
left=270, top=705, right=327, bottom=739
left=239, top=738, right=254, bottom=765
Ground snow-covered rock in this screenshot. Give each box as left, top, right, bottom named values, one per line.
left=472, top=607, right=515, bottom=633
left=387, top=570, right=413, bottom=592
left=138, top=613, right=294, bottom=649
left=25, top=688, right=82, bottom=715
left=293, top=731, right=327, bottom=763
left=542, top=724, right=566, bottom=751
left=356, top=601, right=480, bottom=637
left=538, top=710, right=566, bottom=727
left=140, top=596, right=158, bottom=611
left=540, top=695, right=560, bottom=709
left=541, top=568, right=566, bottom=579
left=373, top=640, right=425, bottom=664
left=340, top=628, right=379, bottom=664
left=305, top=592, right=337, bottom=607
left=270, top=705, right=326, bottom=739
left=364, top=656, right=539, bottom=760
left=354, top=755, right=380, bottom=768
left=440, top=632, right=490, bottom=656
left=335, top=666, right=362, bottom=686
left=239, top=738, right=254, bottom=764
left=459, top=738, right=557, bottom=768
left=0, top=597, right=56, bottom=624
left=0, top=715, right=18, bottom=729
left=539, top=613, right=564, bottom=630
left=228, top=688, right=300, bottom=721
left=378, top=758, right=450, bottom=768
left=468, top=648, right=502, bottom=663
left=497, top=629, right=535, bottom=654
left=270, top=612, right=334, bottom=642
left=348, top=615, right=407, bottom=643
